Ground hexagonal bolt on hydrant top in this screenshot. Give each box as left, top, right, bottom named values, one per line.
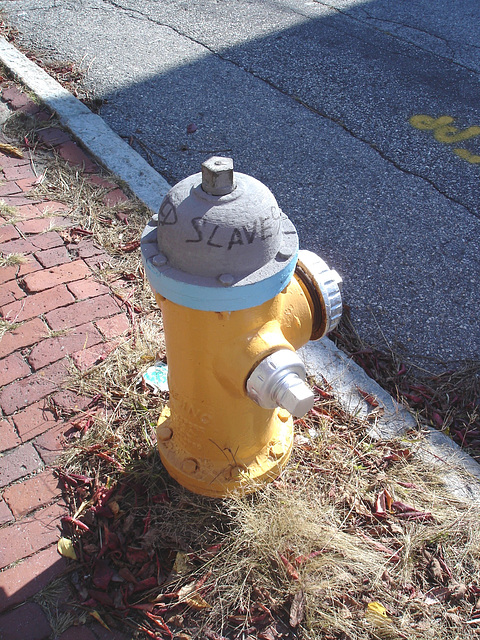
left=141, top=157, right=342, bottom=497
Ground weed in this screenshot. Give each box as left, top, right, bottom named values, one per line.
left=0, top=252, right=26, bottom=267
left=0, top=318, right=21, bottom=338
left=0, top=201, right=17, bottom=219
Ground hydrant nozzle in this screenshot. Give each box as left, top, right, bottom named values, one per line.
left=246, top=349, right=314, bottom=417
left=141, top=157, right=342, bottom=496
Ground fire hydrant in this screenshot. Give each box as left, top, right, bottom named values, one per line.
left=141, top=157, right=342, bottom=497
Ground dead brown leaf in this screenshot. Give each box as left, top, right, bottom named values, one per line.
left=289, top=590, right=306, bottom=628
left=356, top=386, right=380, bottom=407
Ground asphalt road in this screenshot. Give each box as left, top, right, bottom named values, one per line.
left=3, top=0, right=480, bottom=368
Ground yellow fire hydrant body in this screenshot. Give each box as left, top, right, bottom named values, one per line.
left=141, top=158, right=342, bottom=496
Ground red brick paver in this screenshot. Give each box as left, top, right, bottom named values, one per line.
left=71, top=337, right=121, bottom=371
left=68, top=237, right=107, bottom=260
left=0, top=182, right=22, bottom=197
left=29, top=229, right=65, bottom=251
left=0, top=153, right=30, bottom=168
left=0, top=502, right=66, bottom=569
left=0, top=283, right=75, bottom=322
left=0, top=224, right=20, bottom=242
left=0, top=255, right=42, bottom=285
left=87, top=174, right=117, bottom=190
left=15, top=215, right=69, bottom=235
left=67, top=278, right=110, bottom=299
left=103, top=187, right=129, bottom=207
left=36, top=126, right=71, bottom=147
left=57, top=141, right=98, bottom=172
left=0, top=358, right=69, bottom=415
left=0, top=443, right=43, bottom=488
left=0, top=544, right=67, bottom=611
left=96, top=312, right=131, bottom=339
left=34, top=200, right=69, bottom=215
left=2, top=164, right=36, bottom=182
left=22, top=259, right=91, bottom=293
left=0, top=278, right=25, bottom=307
left=11, top=399, right=61, bottom=442
left=0, top=419, right=21, bottom=452
left=2, top=470, right=63, bottom=519
left=15, top=176, right=41, bottom=191
left=0, top=499, right=14, bottom=526
left=34, top=421, right=77, bottom=466
left=0, top=317, right=47, bottom=359
left=2, top=85, right=33, bottom=109
left=1, top=193, right=40, bottom=207
left=50, top=389, right=92, bottom=413
left=0, top=352, right=31, bottom=386
left=7, top=203, right=43, bottom=222
left=0, top=82, right=133, bottom=636
left=0, top=235, right=37, bottom=255
left=27, top=321, right=103, bottom=371
left=45, top=294, right=120, bottom=330
left=0, top=601, right=52, bottom=640
left=35, top=244, right=71, bottom=268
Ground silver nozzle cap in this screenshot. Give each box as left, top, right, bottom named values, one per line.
left=246, top=349, right=314, bottom=418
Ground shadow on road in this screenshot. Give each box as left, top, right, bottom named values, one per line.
left=89, top=2, right=480, bottom=363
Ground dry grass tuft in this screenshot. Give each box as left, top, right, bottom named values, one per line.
left=0, top=318, right=21, bottom=339
left=57, top=316, right=164, bottom=478
left=0, top=200, right=18, bottom=219
left=33, top=577, right=78, bottom=637
left=0, top=252, right=27, bottom=267
left=56, top=373, right=480, bottom=639
left=2, top=108, right=42, bottom=143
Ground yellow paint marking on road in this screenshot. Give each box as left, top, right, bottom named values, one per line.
left=410, top=114, right=480, bottom=143
left=409, top=115, right=454, bottom=130
left=453, top=148, right=480, bottom=164
left=434, top=125, right=480, bottom=143
left=409, top=114, right=480, bottom=165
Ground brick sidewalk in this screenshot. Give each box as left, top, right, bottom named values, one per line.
left=0, top=84, right=132, bottom=639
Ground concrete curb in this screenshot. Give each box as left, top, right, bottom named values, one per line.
left=2, top=36, right=479, bottom=503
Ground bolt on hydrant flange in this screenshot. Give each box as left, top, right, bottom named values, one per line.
left=141, top=157, right=342, bottom=497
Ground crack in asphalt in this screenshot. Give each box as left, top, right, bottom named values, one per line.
left=100, top=0, right=476, bottom=218
left=366, top=18, right=454, bottom=58
left=266, top=93, right=477, bottom=218
left=313, top=1, right=480, bottom=75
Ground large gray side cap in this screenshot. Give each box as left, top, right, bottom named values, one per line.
left=156, top=157, right=296, bottom=280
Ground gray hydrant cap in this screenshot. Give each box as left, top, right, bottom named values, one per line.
left=155, top=157, right=297, bottom=280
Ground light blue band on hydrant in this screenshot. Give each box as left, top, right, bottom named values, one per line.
left=142, top=250, right=298, bottom=312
